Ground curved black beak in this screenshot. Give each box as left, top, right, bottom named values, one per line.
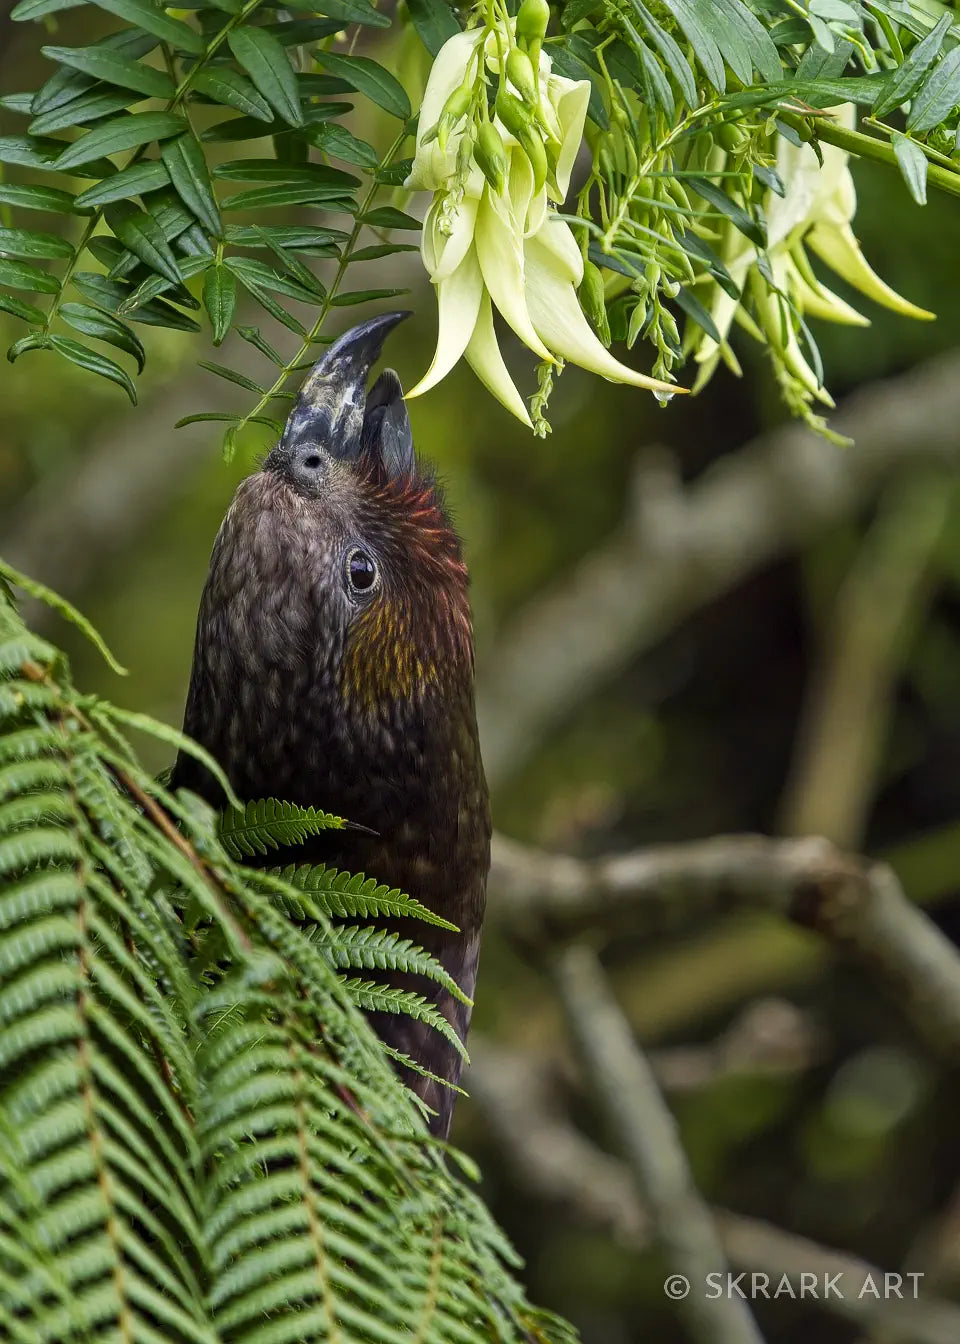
left=274, top=311, right=412, bottom=467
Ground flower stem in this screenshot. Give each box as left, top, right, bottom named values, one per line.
left=779, top=111, right=960, bottom=202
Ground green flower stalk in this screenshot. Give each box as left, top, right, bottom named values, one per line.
left=404, top=20, right=679, bottom=426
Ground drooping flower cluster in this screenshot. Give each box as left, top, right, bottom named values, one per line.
left=692, top=106, right=932, bottom=406
left=403, top=7, right=676, bottom=429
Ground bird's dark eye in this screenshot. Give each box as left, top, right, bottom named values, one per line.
left=346, top=547, right=378, bottom=595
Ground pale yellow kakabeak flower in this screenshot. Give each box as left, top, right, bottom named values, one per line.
left=404, top=24, right=677, bottom=425
left=693, top=106, right=933, bottom=403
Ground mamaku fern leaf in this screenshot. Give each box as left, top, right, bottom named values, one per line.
left=218, top=796, right=347, bottom=859
left=0, top=576, right=580, bottom=1344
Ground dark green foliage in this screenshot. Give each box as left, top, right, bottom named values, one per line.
left=0, top=579, right=580, bottom=1344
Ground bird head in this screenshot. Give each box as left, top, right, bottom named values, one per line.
left=220, top=312, right=474, bottom=716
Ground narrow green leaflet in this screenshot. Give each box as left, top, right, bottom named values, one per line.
left=225, top=255, right=324, bottom=305
left=0, top=228, right=73, bottom=260
left=213, top=159, right=358, bottom=188
left=60, top=302, right=146, bottom=373
left=190, top=68, right=273, bottom=121
left=0, top=258, right=59, bottom=293
left=907, top=46, right=960, bottom=134
left=308, top=121, right=379, bottom=169
left=73, top=271, right=201, bottom=330
left=88, top=0, right=205, bottom=55
left=892, top=130, right=928, bottom=205
left=105, top=202, right=182, bottom=285
left=29, top=88, right=137, bottom=136
left=0, top=292, right=46, bottom=324
left=0, top=183, right=79, bottom=213
left=40, top=44, right=176, bottom=100
left=687, top=175, right=765, bottom=246
left=313, top=52, right=411, bottom=119
left=660, top=0, right=726, bottom=92
left=226, top=223, right=347, bottom=251
left=0, top=134, right=64, bottom=167
left=36, top=334, right=138, bottom=403
left=221, top=182, right=356, bottom=211
left=406, top=0, right=461, bottom=55
left=626, top=0, right=697, bottom=107
left=73, top=160, right=170, bottom=209
left=361, top=206, right=420, bottom=230
left=203, top=266, right=237, bottom=345
left=299, top=0, right=391, bottom=26
left=873, top=14, right=953, bottom=118
left=161, top=134, right=222, bottom=238
left=30, top=30, right=158, bottom=115
left=54, top=112, right=186, bottom=171
left=10, top=0, right=82, bottom=16
left=227, top=27, right=303, bottom=127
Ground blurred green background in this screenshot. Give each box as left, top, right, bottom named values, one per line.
left=5, top=7, right=960, bottom=1342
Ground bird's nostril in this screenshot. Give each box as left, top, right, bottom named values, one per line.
left=302, top=454, right=322, bottom=470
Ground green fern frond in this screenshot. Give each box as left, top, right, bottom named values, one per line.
left=0, top=579, right=577, bottom=1344
left=218, top=798, right=347, bottom=858
left=273, top=862, right=459, bottom=930
left=310, top=925, right=472, bottom=1006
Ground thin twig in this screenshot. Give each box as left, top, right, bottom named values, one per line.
left=490, top=832, right=960, bottom=1059
left=553, top=944, right=766, bottom=1344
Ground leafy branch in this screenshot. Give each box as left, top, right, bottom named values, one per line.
left=2, top=0, right=960, bottom=436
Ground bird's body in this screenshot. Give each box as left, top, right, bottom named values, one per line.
left=172, top=315, right=490, bottom=1137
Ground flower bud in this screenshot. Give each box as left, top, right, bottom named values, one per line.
left=516, top=0, right=550, bottom=52
left=519, top=125, right=548, bottom=192
left=496, top=88, right=532, bottom=139
left=475, top=120, right=508, bottom=194
left=717, top=121, right=747, bottom=154
left=578, top=260, right=610, bottom=343
left=506, top=47, right=538, bottom=104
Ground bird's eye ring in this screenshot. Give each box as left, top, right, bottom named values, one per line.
left=346, top=546, right=378, bottom=596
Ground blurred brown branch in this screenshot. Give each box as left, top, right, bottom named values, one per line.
left=780, top=470, right=955, bottom=846
left=478, top=350, right=960, bottom=787
left=490, top=831, right=960, bottom=1059
left=553, top=943, right=765, bottom=1344
left=467, top=1038, right=960, bottom=1344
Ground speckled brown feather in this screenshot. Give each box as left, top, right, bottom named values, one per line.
left=171, top=322, right=490, bottom=1137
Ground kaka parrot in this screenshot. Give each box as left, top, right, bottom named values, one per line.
left=171, top=312, right=491, bottom=1138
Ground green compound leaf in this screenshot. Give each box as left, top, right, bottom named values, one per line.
left=73, top=271, right=201, bottom=330
left=228, top=26, right=303, bottom=127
